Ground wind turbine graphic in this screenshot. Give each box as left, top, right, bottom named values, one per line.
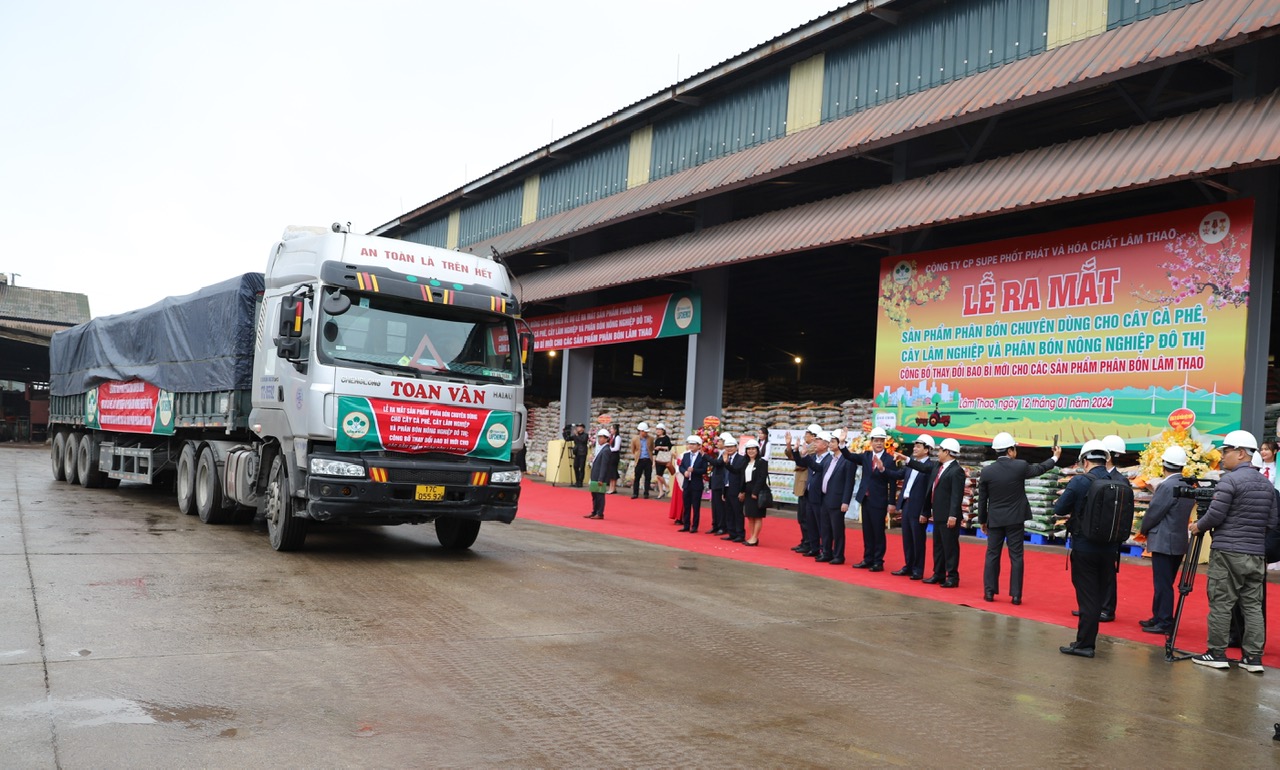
left=1205, top=382, right=1224, bottom=415
left=1149, top=386, right=1159, bottom=415
left=1174, top=371, right=1203, bottom=409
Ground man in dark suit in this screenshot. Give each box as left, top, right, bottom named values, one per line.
left=924, top=438, right=966, bottom=587
left=788, top=430, right=835, bottom=560
left=891, top=435, right=938, bottom=579
left=711, top=435, right=748, bottom=542
left=815, top=432, right=857, bottom=564
left=842, top=427, right=903, bottom=571
left=977, top=431, right=1061, bottom=604
left=584, top=429, right=612, bottom=519
left=786, top=425, right=822, bottom=555
left=676, top=436, right=710, bottom=532
left=707, top=436, right=729, bottom=535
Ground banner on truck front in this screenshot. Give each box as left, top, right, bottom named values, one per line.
left=873, top=200, right=1253, bottom=447
left=336, top=396, right=513, bottom=461
left=86, top=380, right=175, bottom=435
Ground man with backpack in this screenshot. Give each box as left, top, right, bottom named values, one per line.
left=1188, top=430, right=1278, bottom=673
left=1053, top=440, right=1135, bottom=658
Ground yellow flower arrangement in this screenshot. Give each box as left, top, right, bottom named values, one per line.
left=1137, top=428, right=1221, bottom=485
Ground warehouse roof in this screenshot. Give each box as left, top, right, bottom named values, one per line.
left=0, top=282, right=91, bottom=343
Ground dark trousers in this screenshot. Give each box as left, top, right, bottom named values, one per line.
left=1071, top=549, right=1116, bottom=649
left=573, top=455, right=587, bottom=486
left=796, top=496, right=812, bottom=548
left=632, top=458, right=652, bottom=496
left=805, top=496, right=823, bottom=552
left=726, top=492, right=745, bottom=539
left=862, top=504, right=888, bottom=566
left=1103, top=566, right=1118, bottom=615
left=590, top=491, right=606, bottom=517
left=1150, top=551, right=1179, bottom=627
left=900, top=507, right=927, bottom=576
left=984, top=524, right=1025, bottom=597
left=815, top=498, right=833, bottom=556
left=709, top=486, right=726, bottom=532
left=931, top=519, right=961, bottom=580
left=681, top=482, right=704, bottom=531
left=823, top=506, right=846, bottom=561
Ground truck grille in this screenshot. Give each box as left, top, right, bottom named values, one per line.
left=385, top=468, right=473, bottom=485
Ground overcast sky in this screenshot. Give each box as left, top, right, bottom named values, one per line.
left=1, top=1, right=843, bottom=317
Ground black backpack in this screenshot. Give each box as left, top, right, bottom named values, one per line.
left=1076, top=476, right=1136, bottom=544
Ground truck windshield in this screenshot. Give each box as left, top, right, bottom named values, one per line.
left=317, top=293, right=519, bottom=385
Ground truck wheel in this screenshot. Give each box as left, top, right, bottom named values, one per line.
left=176, top=443, right=197, bottom=515
left=63, top=432, right=81, bottom=486
left=265, top=455, right=307, bottom=551
left=195, top=446, right=232, bottom=524
left=435, top=517, right=480, bottom=550
left=51, top=432, right=67, bottom=481
left=77, top=434, right=108, bottom=488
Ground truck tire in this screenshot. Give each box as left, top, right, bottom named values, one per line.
left=176, top=443, right=197, bottom=515
left=265, top=454, right=307, bottom=551
left=51, top=432, right=67, bottom=481
left=435, top=517, right=480, bottom=551
left=195, top=445, right=233, bottom=524
left=77, top=434, right=108, bottom=488
left=63, top=432, right=81, bottom=486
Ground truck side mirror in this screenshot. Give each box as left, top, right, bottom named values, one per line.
left=276, top=297, right=304, bottom=360
left=519, top=331, right=535, bottom=385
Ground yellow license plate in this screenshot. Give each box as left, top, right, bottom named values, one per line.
left=415, top=485, right=445, bottom=501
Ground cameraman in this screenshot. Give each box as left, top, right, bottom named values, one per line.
left=1053, top=440, right=1114, bottom=659
left=1188, top=430, right=1278, bottom=673
left=1137, top=446, right=1195, bottom=635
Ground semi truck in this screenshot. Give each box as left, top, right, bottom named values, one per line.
left=48, top=224, right=532, bottom=552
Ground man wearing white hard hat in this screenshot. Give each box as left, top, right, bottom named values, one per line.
left=630, top=422, right=654, bottom=499
left=1137, top=445, right=1195, bottom=635
left=584, top=429, right=613, bottom=519
left=1051, top=439, right=1118, bottom=658
left=1188, top=430, right=1278, bottom=672
left=890, top=435, right=938, bottom=580
left=784, top=425, right=823, bottom=556
left=841, top=426, right=904, bottom=571
left=710, top=433, right=749, bottom=543
left=921, top=438, right=966, bottom=587
left=676, top=436, right=710, bottom=532
left=1083, top=434, right=1133, bottom=622
left=788, top=430, right=841, bottom=561
left=976, top=432, right=1061, bottom=605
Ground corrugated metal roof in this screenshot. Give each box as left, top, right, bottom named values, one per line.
left=473, top=0, right=1279, bottom=259
left=0, top=284, right=91, bottom=342
left=517, top=89, right=1280, bottom=304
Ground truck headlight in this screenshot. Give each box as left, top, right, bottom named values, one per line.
left=491, top=470, right=522, bottom=484
left=310, top=458, right=367, bottom=477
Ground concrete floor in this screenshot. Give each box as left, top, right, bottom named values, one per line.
left=2, top=443, right=1278, bottom=768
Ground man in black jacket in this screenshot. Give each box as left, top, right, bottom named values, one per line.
left=891, top=435, right=938, bottom=580
left=1189, top=430, right=1279, bottom=673
left=1137, top=445, right=1195, bottom=635
left=1053, top=440, right=1118, bottom=658
left=923, top=438, right=966, bottom=588
left=977, top=431, right=1060, bottom=605
left=570, top=424, right=590, bottom=487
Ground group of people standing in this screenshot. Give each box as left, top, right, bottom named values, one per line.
left=669, top=430, right=772, bottom=546
left=569, top=421, right=678, bottom=500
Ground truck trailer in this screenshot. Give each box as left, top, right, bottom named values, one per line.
left=48, top=225, right=532, bottom=551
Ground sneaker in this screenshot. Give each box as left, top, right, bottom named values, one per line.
left=1240, top=655, right=1264, bottom=674
left=1192, top=651, right=1231, bottom=669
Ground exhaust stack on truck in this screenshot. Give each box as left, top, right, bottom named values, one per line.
left=48, top=225, right=533, bottom=551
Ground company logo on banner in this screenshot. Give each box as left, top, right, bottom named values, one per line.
left=86, top=380, right=175, bottom=435
left=873, top=200, right=1253, bottom=447
left=523, top=292, right=701, bottom=351
left=336, top=396, right=513, bottom=461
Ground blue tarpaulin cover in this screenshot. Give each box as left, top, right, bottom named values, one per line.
left=50, top=273, right=265, bottom=396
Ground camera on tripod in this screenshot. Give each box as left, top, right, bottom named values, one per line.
left=1171, top=478, right=1218, bottom=508
left=562, top=425, right=574, bottom=441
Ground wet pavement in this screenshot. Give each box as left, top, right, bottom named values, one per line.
left=2, top=443, right=1278, bottom=768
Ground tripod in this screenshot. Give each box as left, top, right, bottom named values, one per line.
left=1165, top=529, right=1206, bottom=662
left=550, top=439, right=575, bottom=488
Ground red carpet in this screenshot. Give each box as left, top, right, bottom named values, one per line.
left=517, top=479, right=1280, bottom=666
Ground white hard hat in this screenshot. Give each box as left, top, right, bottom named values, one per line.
left=1222, top=430, right=1259, bottom=451
left=1080, top=439, right=1108, bottom=461
left=637, top=421, right=649, bottom=432
left=597, top=428, right=610, bottom=437
left=816, top=430, right=833, bottom=442
left=806, top=424, right=822, bottom=435
left=741, top=437, right=759, bottom=450
left=1102, top=435, right=1126, bottom=455
left=913, top=434, right=936, bottom=448
left=686, top=435, right=702, bottom=445
left=722, top=434, right=738, bottom=447
left=1161, top=446, right=1188, bottom=468
left=939, top=438, right=961, bottom=453
left=1253, top=450, right=1264, bottom=468
left=655, top=422, right=666, bottom=431
left=869, top=427, right=888, bottom=439
left=991, top=432, right=1016, bottom=451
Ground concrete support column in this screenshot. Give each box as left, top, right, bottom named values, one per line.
left=685, top=268, right=728, bottom=434
left=560, top=348, right=595, bottom=428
